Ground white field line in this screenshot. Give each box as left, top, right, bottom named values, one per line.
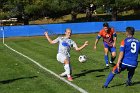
left=4, top=43, right=88, bottom=93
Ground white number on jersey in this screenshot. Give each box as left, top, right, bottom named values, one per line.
left=131, top=42, right=136, bottom=53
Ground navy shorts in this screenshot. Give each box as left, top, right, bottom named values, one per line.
left=112, top=64, right=136, bottom=74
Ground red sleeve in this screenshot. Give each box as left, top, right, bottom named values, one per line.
left=98, top=30, right=103, bottom=36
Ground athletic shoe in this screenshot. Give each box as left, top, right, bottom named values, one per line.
left=109, top=61, right=113, bottom=64
left=126, top=80, right=133, bottom=86
left=67, top=76, right=73, bottom=81
left=106, top=64, right=109, bottom=66
left=102, top=85, right=108, bottom=88
left=105, top=64, right=109, bottom=69
left=59, top=72, right=67, bottom=77
left=109, top=61, right=116, bottom=66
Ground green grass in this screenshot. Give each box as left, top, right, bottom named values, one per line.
left=0, top=32, right=140, bottom=93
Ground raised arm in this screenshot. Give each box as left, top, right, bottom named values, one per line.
left=44, top=32, right=57, bottom=44
left=75, top=41, right=88, bottom=51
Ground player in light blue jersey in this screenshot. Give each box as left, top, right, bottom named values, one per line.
left=44, top=28, right=88, bottom=81
left=103, top=27, right=140, bottom=88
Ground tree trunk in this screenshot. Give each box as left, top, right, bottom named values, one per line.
left=111, top=7, right=117, bottom=21
left=71, top=10, right=77, bottom=21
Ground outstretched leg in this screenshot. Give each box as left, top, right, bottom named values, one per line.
left=64, top=59, right=73, bottom=81
left=103, top=65, right=118, bottom=87
left=126, top=67, right=136, bottom=86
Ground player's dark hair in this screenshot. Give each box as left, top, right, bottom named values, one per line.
left=103, top=22, right=109, bottom=27
left=126, top=27, right=135, bottom=35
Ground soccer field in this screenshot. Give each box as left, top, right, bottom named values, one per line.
left=0, top=32, right=140, bottom=93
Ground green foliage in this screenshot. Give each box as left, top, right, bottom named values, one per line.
left=0, top=12, right=13, bottom=20
left=24, top=5, right=41, bottom=15
left=0, top=0, right=140, bottom=20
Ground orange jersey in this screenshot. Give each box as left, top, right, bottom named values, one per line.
left=120, top=40, right=125, bottom=47
left=98, top=28, right=116, bottom=46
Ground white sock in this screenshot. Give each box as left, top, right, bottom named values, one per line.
left=64, top=64, right=70, bottom=77
left=60, top=72, right=67, bottom=77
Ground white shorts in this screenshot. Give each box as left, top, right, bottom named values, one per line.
left=57, top=53, right=70, bottom=63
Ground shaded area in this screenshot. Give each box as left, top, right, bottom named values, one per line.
left=110, top=81, right=140, bottom=88
left=96, top=75, right=105, bottom=77
left=0, top=76, right=38, bottom=84
left=63, top=14, right=140, bottom=23
left=73, top=68, right=108, bottom=79
left=110, top=63, right=116, bottom=67
left=110, top=83, right=126, bottom=88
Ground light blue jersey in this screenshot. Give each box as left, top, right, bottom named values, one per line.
left=53, top=36, right=78, bottom=57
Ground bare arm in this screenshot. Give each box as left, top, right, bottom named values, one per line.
left=44, top=32, right=57, bottom=44
left=113, top=37, right=117, bottom=47
left=117, top=51, right=124, bottom=72
left=94, top=39, right=99, bottom=50
left=75, top=41, right=88, bottom=51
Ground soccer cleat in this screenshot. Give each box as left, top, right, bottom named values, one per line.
left=106, top=64, right=109, bottom=66
left=67, top=76, right=73, bottom=81
left=109, top=61, right=113, bottom=64
left=105, top=64, right=109, bottom=69
left=126, top=80, right=133, bottom=86
left=59, top=72, right=67, bottom=77
left=102, top=85, right=108, bottom=88
left=109, top=61, right=116, bottom=66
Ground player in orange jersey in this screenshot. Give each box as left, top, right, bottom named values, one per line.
left=94, top=22, right=117, bottom=68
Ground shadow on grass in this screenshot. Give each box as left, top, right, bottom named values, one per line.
left=110, top=81, right=140, bottom=88
left=0, top=76, right=38, bottom=84
left=110, top=63, right=116, bottom=67
left=133, top=81, right=140, bottom=85
left=72, top=68, right=108, bottom=79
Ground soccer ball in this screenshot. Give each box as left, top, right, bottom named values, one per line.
left=78, top=55, right=87, bottom=63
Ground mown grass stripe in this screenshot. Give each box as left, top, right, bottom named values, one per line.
left=4, top=43, right=88, bottom=93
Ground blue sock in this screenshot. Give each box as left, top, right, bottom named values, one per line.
left=104, top=55, right=108, bottom=64
left=104, top=72, right=115, bottom=87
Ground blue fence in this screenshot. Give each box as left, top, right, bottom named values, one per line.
left=0, top=20, right=140, bottom=38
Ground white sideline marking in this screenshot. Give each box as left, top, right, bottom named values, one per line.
left=4, top=44, right=88, bottom=93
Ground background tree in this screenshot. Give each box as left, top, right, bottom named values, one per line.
left=0, top=0, right=140, bottom=22
left=94, top=0, right=140, bottom=21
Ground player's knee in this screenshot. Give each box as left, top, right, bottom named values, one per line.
left=112, top=71, right=116, bottom=74
left=112, top=70, right=119, bottom=74
left=111, top=53, right=116, bottom=58
left=64, top=59, right=69, bottom=64
left=112, top=65, right=119, bottom=74
left=104, top=51, right=108, bottom=55
left=112, top=55, right=116, bottom=58
left=104, top=48, right=108, bottom=53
